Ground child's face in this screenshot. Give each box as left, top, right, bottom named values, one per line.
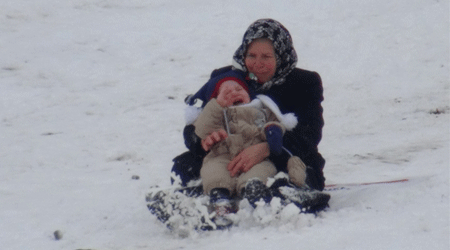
left=218, top=81, right=250, bottom=107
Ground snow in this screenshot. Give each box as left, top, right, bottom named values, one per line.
left=0, top=0, right=448, bottom=249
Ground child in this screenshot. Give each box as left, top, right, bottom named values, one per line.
left=193, top=74, right=304, bottom=223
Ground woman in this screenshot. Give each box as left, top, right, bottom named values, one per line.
left=173, top=18, right=326, bottom=193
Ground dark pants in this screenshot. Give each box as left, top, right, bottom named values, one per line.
left=171, top=151, right=203, bottom=186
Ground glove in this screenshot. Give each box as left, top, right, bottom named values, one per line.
left=264, top=125, right=283, bottom=156
left=287, top=156, right=307, bottom=187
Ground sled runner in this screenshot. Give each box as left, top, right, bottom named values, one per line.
left=324, top=178, right=409, bottom=191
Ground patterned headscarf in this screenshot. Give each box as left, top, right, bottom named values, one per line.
left=233, top=19, right=298, bottom=89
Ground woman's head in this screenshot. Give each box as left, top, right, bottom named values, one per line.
left=244, top=38, right=277, bottom=84
left=233, top=19, right=298, bottom=88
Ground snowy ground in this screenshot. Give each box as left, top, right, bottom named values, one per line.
left=0, top=0, right=448, bottom=249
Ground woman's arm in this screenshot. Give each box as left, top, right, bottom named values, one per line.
left=278, top=70, right=324, bottom=159
left=183, top=124, right=204, bottom=155
left=227, top=142, right=270, bottom=177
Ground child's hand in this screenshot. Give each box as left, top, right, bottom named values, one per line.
left=216, top=87, right=234, bottom=107
left=201, top=129, right=228, bottom=151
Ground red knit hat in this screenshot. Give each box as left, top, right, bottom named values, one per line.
left=209, top=76, right=249, bottom=100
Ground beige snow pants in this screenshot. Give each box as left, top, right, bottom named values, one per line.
left=201, top=152, right=277, bottom=195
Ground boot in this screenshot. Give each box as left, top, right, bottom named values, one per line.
left=270, top=177, right=330, bottom=213
left=209, top=188, right=235, bottom=227
left=241, top=179, right=272, bottom=207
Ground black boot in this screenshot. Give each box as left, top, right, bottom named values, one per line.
left=241, top=179, right=273, bottom=208
left=209, top=188, right=235, bottom=228
left=210, top=188, right=231, bottom=203
left=269, top=177, right=330, bottom=213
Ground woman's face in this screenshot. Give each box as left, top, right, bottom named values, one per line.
left=244, top=39, right=277, bottom=83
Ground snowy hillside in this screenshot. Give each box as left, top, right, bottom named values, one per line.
left=0, top=0, right=448, bottom=249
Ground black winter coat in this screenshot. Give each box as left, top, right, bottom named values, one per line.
left=176, top=66, right=326, bottom=191
left=258, top=67, right=326, bottom=190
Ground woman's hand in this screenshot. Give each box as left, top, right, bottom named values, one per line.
left=227, top=142, right=270, bottom=177
left=201, top=129, right=228, bottom=151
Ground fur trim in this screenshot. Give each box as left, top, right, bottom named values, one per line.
left=239, top=98, right=264, bottom=109
left=256, top=95, right=298, bottom=130
left=280, top=113, right=298, bottom=130
left=184, top=95, right=298, bottom=129
left=185, top=105, right=202, bottom=125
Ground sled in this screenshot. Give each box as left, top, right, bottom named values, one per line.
left=146, top=176, right=331, bottom=232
